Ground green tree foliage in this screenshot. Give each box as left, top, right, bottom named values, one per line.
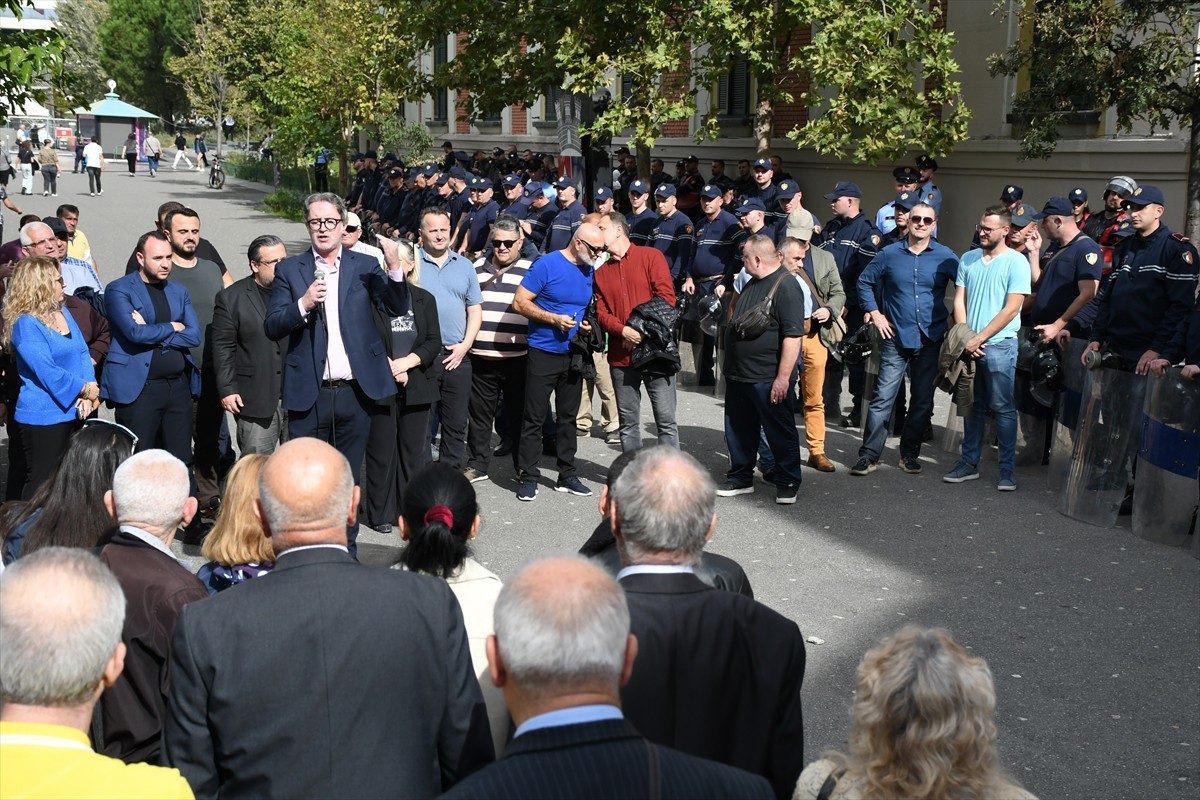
left=787, top=0, right=970, bottom=163
left=55, top=0, right=110, bottom=106
left=988, top=0, right=1199, bottom=238
left=98, top=0, right=193, bottom=120
left=0, top=0, right=68, bottom=122
left=378, top=114, right=435, bottom=167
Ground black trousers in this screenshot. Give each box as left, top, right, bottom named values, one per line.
left=362, top=395, right=431, bottom=527
left=466, top=354, right=526, bottom=474
left=517, top=348, right=582, bottom=481
left=115, top=375, right=194, bottom=467
left=5, top=415, right=28, bottom=501
left=432, top=358, right=473, bottom=470
left=287, top=381, right=373, bottom=558
left=21, top=419, right=79, bottom=500
left=193, top=369, right=223, bottom=507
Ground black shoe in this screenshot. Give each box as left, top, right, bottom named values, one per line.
left=372, top=522, right=393, bottom=534
left=849, top=457, right=877, bottom=476
left=923, top=423, right=934, bottom=443
left=841, top=408, right=861, bottom=428
left=493, top=440, right=513, bottom=458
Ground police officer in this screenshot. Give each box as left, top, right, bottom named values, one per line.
left=685, top=184, right=747, bottom=385
left=1028, top=196, right=1102, bottom=342
left=543, top=176, right=586, bottom=252
left=1085, top=186, right=1199, bottom=374
left=774, top=180, right=818, bottom=245
left=879, top=191, right=915, bottom=247
left=816, top=180, right=881, bottom=427
left=593, top=185, right=615, bottom=215
left=456, top=176, right=500, bottom=260
left=676, top=155, right=706, bottom=222
left=1082, top=175, right=1137, bottom=273
left=626, top=178, right=657, bottom=246
left=497, top=173, right=525, bottom=213
left=651, top=184, right=695, bottom=283
left=875, top=166, right=920, bottom=234
left=914, top=154, right=942, bottom=214
left=745, top=158, right=780, bottom=228
left=522, top=182, right=558, bottom=252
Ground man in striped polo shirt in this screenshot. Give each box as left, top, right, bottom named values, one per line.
left=463, top=215, right=532, bottom=483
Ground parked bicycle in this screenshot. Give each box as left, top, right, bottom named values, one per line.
left=208, top=154, right=225, bottom=189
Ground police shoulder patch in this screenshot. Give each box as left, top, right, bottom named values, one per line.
left=683, top=226, right=693, bottom=235
left=870, top=235, right=880, bottom=246
left=1186, top=251, right=1195, bottom=265
left=1085, top=252, right=1098, bottom=265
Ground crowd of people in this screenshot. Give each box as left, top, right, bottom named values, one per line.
left=0, top=139, right=1197, bottom=798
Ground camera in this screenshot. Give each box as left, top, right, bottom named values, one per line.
left=1082, top=349, right=1126, bottom=371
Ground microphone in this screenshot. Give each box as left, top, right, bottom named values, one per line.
left=313, top=268, right=326, bottom=321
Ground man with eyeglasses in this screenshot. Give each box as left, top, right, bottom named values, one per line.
left=463, top=216, right=533, bottom=483
left=265, top=193, right=396, bottom=557
left=512, top=223, right=606, bottom=500
left=418, top=206, right=483, bottom=471
left=850, top=202, right=958, bottom=478
left=594, top=211, right=678, bottom=451
left=212, top=235, right=288, bottom=455
left=816, top=180, right=881, bottom=429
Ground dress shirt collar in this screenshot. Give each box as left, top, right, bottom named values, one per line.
left=514, top=704, right=624, bottom=739
left=278, top=543, right=350, bottom=556
left=311, top=247, right=342, bottom=273
left=616, top=563, right=695, bottom=580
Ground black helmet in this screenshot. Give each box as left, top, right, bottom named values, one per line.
left=1030, top=349, right=1062, bottom=407
left=699, top=293, right=723, bottom=337
left=1017, top=329, right=1041, bottom=372
left=676, top=292, right=693, bottom=318
left=837, top=325, right=874, bottom=364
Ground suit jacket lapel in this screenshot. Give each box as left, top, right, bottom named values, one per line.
left=244, top=278, right=267, bottom=319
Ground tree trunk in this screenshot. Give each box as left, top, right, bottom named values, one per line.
left=1186, top=107, right=1200, bottom=243
left=637, top=142, right=651, bottom=182
left=754, top=97, right=773, bottom=156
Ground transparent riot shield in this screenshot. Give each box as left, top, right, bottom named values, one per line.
left=1014, top=329, right=1054, bottom=466
left=1045, top=338, right=1088, bottom=492
left=1132, top=370, right=1200, bottom=547
left=940, top=404, right=964, bottom=455
left=1056, top=365, right=1147, bottom=527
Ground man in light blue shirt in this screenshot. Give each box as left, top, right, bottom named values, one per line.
left=419, top=207, right=483, bottom=470
left=945, top=205, right=1032, bottom=491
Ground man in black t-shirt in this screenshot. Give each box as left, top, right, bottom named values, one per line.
left=718, top=234, right=809, bottom=505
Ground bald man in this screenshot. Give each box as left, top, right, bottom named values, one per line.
left=441, top=557, right=773, bottom=799
left=163, top=438, right=494, bottom=798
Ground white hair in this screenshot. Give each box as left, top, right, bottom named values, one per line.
left=494, top=556, right=629, bottom=692
left=111, top=449, right=191, bottom=530
left=18, top=221, right=51, bottom=247
left=0, top=548, right=126, bottom=706
left=612, top=446, right=715, bottom=565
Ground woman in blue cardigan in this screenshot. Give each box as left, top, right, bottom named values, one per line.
left=1, top=256, right=99, bottom=497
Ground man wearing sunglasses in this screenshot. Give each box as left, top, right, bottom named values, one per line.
left=850, top=202, right=959, bottom=478
left=512, top=223, right=606, bottom=500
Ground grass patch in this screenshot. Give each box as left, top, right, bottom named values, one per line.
left=260, top=188, right=307, bottom=222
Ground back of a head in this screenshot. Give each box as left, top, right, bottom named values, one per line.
left=611, top=446, right=715, bottom=565
left=257, top=438, right=354, bottom=548
left=202, top=454, right=273, bottom=567
left=494, top=556, right=628, bottom=693
left=111, top=450, right=190, bottom=531
left=846, top=626, right=1005, bottom=799
left=0, top=548, right=125, bottom=707
left=399, top=462, right=477, bottom=579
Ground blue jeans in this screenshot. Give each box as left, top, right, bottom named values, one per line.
left=860, top=336, right=941, bottom=462
left=724, top=379, right=801, bottom=488
left=961, top=338, right=1018, bottom=475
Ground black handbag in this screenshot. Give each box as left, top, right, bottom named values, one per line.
left=731, top=271, right=787, bottom=339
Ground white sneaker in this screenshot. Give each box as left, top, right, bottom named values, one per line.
left=42, top=191, right=48, bottom=196
left=89, top=192, right=95, bottom=197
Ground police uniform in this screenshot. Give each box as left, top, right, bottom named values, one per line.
left=542, top=178, right=585, bottom=253
left=651, top=187, right=695, bottom=282
left=691, top=190, right=746, bottom=289
left=1091, top=187, right=1199, bottom=362
left=463, top=182, right=500, bottom=256
left=875, top=166, right=921, bottom=234
left=914, top=154, right=942, bottom=214
left=745, top=158, right=781, bottom=229
left=1028, top=199, right=1104, bottom=338
left=625, top=179, right=657, bottom=246
left=879, top=191, right=917, bottom=248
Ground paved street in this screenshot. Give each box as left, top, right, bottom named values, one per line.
left=4, top=159, right=1198, bottom=800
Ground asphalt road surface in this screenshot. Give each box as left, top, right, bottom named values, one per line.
left=4, top=158, right=1197, bottom=800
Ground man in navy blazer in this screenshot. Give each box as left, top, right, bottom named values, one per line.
left=264, top=192, right=394, bottom=556
left=101, top=231, right=201, bottom=468
left=439, top=555, right=773, bottom=800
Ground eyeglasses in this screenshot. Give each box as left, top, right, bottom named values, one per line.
left=977, top=225, right=1008, bottom=235
left=254, top=257, right=285, bottom=267
left=306, top=218, right=343, bottom=231
left=27, top=237, right=56, bottom=249
left=82, top=418, right=139, bottom=453
left=910, top=216, right=935, bottom=227
left=579, top=240, right=607, bottom=256
left=492, top=238, right=518, bottom=249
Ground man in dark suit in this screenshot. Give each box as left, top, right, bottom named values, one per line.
left=264, top=192, right=395, bottom=556
left=440, top=556, right=773, bottom=800
left=162, top=437, right=494, bottom=799
left=100, top=231, right=201, bottom=468
left=211, top=234, right=287, bottom=454
left=611, top=446, right=807, bottom=800
left=97, top=449, right=208, bottom=765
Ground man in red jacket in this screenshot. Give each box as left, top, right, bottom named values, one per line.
left=594, top=211, right=678, bottom=451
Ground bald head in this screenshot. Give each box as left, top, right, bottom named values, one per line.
left=611, top=446, right=716, bottom=565
left=493, top=556, right=630, bottom=695
left=257, top=438, right=356, bottom=549
left=568, top=222, right=606, bottom=265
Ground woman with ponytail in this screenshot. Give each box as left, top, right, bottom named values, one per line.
left=395, top=461, right=507, bottom=753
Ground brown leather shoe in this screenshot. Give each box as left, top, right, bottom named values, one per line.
left=807, top=454, right=836, bottom=472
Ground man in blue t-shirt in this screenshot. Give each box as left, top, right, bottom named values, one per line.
left=511, top=222, right=605, bottom=501
left=945, top=205, right=1032, bottom=491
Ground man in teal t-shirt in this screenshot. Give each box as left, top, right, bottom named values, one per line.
left=945, top=204, right=1032, bottom=491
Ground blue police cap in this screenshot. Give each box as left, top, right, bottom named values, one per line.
left=501, top=174, right=522, bottom=188
left=736, top=197, right=767, bottom=214
left=448, top=166, right=467, bottom=180
left=752, top=158, right=772, bottom=171
left=892, top=165, right=920, bottom=183
left=823, top=181, right=862, bottom=200
left=776, top=181, right=799, bottom=200
left=699, top=184, right=722, bottom=199
left=1000, top=185, right=1024, bottom=203
left=1033, top=197, right=1073, bottom=220
left=654, top=183, right=677, bottom=197
left=894, top=191, right=916, bottom=210
left=1010, top=203, right=1037, bottom=227
left=555, top=176, right=577, bottom=190
left=628, top=179, right=650, bottom=195
left=1124, top=185, right=1165, bottom=207
left=1069, top=187, right=1088, bottom=203
left=594, top=186, right=613, bottom=201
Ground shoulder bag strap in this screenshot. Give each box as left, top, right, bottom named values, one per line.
left=816, top=768, right=846, bottom=800
left=793, top=266, right=826, bottom=311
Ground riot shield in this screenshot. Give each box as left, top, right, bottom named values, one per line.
left=1014, top=328, right=1054, bottom=466
left=1056, top=364, right=1146, bottom=527
left=1132, top=371, right=1200, bottom=548
left=1045, top=338, right=1088, bottom=492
